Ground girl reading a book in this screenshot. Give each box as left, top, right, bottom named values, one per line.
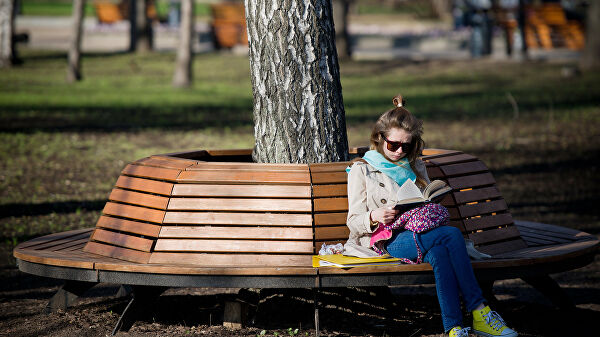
left=345, top=94, right=517, bottom=337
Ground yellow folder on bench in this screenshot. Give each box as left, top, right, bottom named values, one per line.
left=312, top=254, right=402, bottom=268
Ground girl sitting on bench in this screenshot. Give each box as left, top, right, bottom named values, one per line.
left=345, top=94, right=518, bottom=337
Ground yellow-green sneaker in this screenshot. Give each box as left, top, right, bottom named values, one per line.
left=449, top=326, right=471, bottom=337
left=472, top=306, right=517, bottom=337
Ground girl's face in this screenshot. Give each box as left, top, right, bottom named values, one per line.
left=382, top=127, right=412, bottom=162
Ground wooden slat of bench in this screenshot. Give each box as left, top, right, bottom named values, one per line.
left=458, top=199, right=508, bottom=218
left=154, top=239, right=313, bottom=253
left=115, top=176, right=174, bottom=196
left=447, top=172, right=496, bottom=190
left=463, top=213, right=514, bottom=232
left=516, top=228, right=574, bottom=244
left=91, top=228, right=154, bottom=252
left=311, top=171, right=348, bottom=184
left=426, top=153, right=478, bottom=165
left=421, top=149, right=463, bottom=159
left=167, top=198, right=312, bottom=212
left=520, top=235, right=559, bottom=246
left=515, top=220, right=585, bottom=237
left=468, top=226, right=522, bottom=245
left=13, top=248, right=96, bottom=269
left=102, top=202, right=165, bottom=223
left=148, top=252, right=313, bottom=267
left=122, top=164, right=181, bottom=181
left=517, top=225, right=584, bottom=241
left=95, top=261, right=317, bottom=275
left=187, top=162, right=308, bottom=171
left=453, top=186, right=502, bottom=204
left=16, top=228, right=93, bottom=250
left=159, top=226, right=313, bottom=240
left=315, top=226, right=350, bottom=241
left=475, top=238, right=528, bottom=256
left=314, top=198, right=348, bottom=212
left=439, top=161, right=489, bottom=177
left=109, top=189, right=170, bottom=210
left=314, top=212, right=347, bottom=226
left=312, top=184, right=347, bottom=198
left=83, top=241, right=151, bottom=264
left=96, top=216, right=161, bottom=237
left=171, top=184, right=311, bottom=198
left=492, top=238, right=597, bottom=259
left=309, top=162, right=352, bottom=172
left=177, top=170, right=311, bottom=184
left=426, top=166, right=445, bottom=179
left=163, top=212, right=313, bottom=226
left=25, top=231, right=92, bottom=251
left=138, top=156, right=198, bottom=169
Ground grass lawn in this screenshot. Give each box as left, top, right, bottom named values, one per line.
left=1, top=48, right=599, bottom=266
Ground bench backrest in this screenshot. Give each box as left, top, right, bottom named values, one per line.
left=83, top=148, right=526, bottom=266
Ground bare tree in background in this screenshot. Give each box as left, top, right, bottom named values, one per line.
left=244, top=0, right=349, bottom=164
left=173, top=0, right=194, bottom=87
left=0, top=0, right=16, bottom=68
left=129, top=0, right=153, bottom=52
left=333, top=0, right=352, bottom=59
left=67, top=0, right=86, bottom=82
left=580, top=0, right=600, bottom=70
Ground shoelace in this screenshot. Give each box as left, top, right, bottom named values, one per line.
left=451, top=327, right=471, bottom=337
left=483, top=310, right=506, bottom=331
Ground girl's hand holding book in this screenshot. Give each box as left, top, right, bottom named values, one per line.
left=370, top=207, right=399, bottom=225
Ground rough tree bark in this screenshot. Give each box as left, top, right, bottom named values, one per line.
left=67, top=0, right=86, bottom=82
left=245, top=0, right=349, bottom=164
left=129, top=0, right=153, bottom=52
left=580, top=0, right=600, bottom=70
left=173, top=0, right=194, bottom=87
left=0, top=0, right=15, bottom=68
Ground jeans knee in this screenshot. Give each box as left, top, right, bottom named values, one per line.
left=440, top=226, right=463, bottom=242
left=424, top=245, right=450, bottom=266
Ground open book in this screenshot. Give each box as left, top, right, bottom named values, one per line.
left=312, top=254, right=402, bottom=268
left=394, top=179, right=452, bottom=212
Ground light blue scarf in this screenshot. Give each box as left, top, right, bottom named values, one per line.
left=346, top=150, right=416, bottom=187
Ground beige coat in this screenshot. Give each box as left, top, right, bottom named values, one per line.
left=345, top=159, right=430, bottom=256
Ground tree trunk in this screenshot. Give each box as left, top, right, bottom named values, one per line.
left=332, top=0, right=351, bottom=59
left=0, top=0, right=15, bottom=68
left=129, top=0, right=153, bottom=52
left=67, top=0, right=86, bottom=82
left=173, top=0, right=193, bottom=87
left=430, top=0, right=451, bottom=21
left=245, top=0, right=349, bottom=164
left=580, top=0, right=600, bottom=70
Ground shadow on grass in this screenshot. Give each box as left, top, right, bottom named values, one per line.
left=0, top=105, right=253, bottom=133
left=0, top=200, right=105, bottom=219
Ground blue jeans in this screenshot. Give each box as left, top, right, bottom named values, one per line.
left=385, top=226, right=485, bottom=332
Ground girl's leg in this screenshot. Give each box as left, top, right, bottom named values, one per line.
left=418, top=226, right=485, bottom=311
left=423, top=245, right=463, bottom=332
left=386, top=230, right=463, bottom=332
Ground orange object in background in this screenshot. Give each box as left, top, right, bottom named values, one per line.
left=525, top=3, right=585, bottom=50
left=93, top=0, right=158, bottom=24
left=211, top=3, right=248, bottom=49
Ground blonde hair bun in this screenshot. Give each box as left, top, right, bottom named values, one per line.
left=392, top=94, right=406, bottom=108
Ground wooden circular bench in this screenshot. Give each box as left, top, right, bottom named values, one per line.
left=13, top=148, right=599, bottom=333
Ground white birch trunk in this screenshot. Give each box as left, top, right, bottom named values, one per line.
left=245, top=0, right=349, bottom=163
left=173, top=0, right=194, bottom=87
left=67, top=0, right=85, bottom=82
left=0, top=0, right=15, bottom=68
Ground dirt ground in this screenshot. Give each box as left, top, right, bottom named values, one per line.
left=1, top=251, right=599, bottom=337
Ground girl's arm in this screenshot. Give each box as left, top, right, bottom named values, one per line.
left=346, top=163, right=376, bottom=235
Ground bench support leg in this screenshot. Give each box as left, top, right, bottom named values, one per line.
left=45, top=280, right=97, bottom=313
left=111, top=285, right=168, bottom=336
left=313, top=288, right=320, bottom=337
left=521, top=274, right=574, bottom=310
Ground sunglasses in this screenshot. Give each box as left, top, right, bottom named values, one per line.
left=380, top=133, right=413, bottom=153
